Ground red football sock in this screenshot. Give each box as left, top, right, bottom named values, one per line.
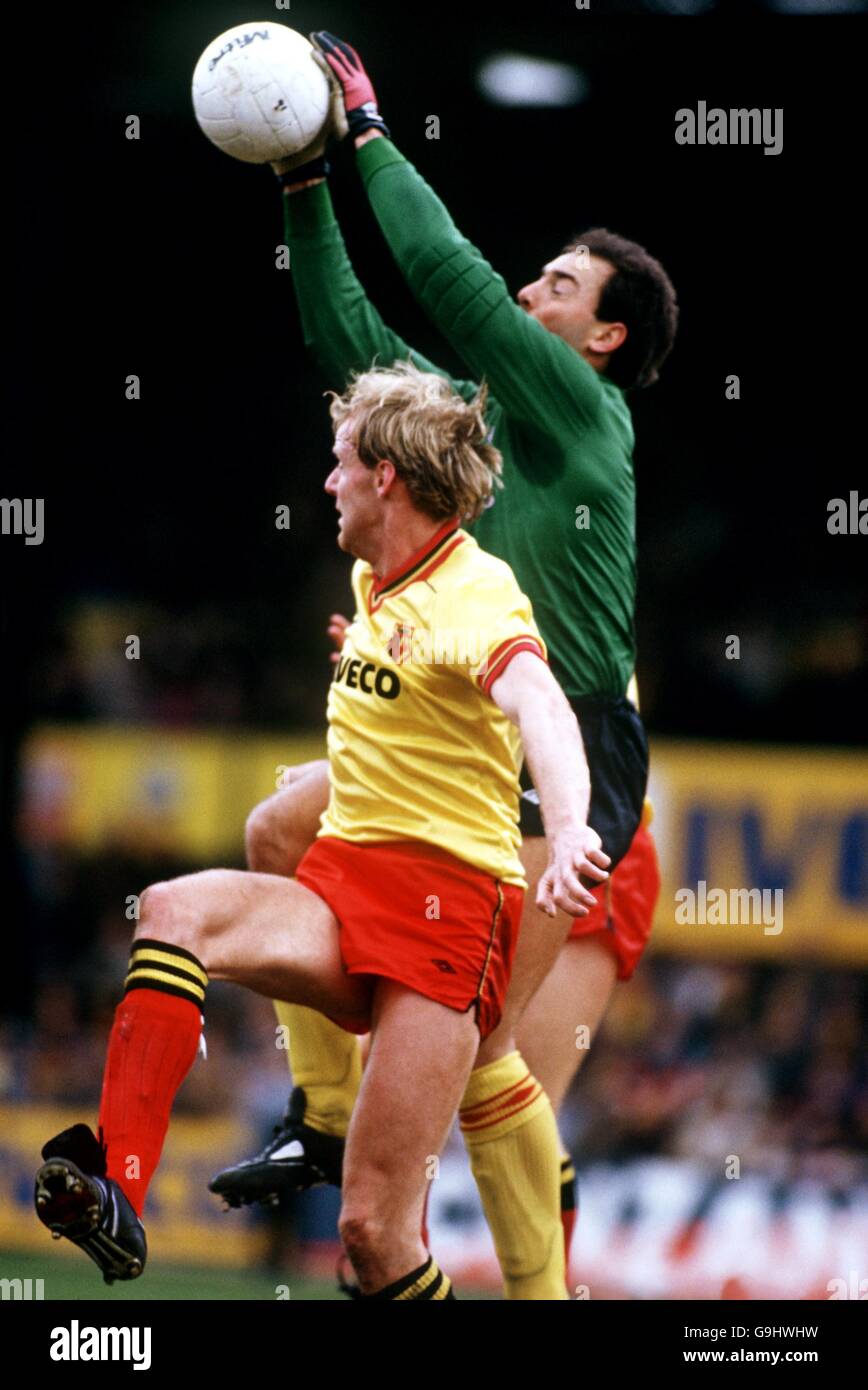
left=98, top=987, right=203, bottom=1216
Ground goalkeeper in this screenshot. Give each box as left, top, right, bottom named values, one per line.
left=212, top=33, right=678, bottom=1299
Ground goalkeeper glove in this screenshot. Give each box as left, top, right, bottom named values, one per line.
left=310, top=31, right=391, bottom=141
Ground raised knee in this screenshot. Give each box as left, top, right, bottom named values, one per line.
left=244, top=798, right=286, bottom=874
left=136, top=881, right=196, bottom=953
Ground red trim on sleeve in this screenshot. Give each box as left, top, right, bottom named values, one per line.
left=480, top=638, right=547, bottom=696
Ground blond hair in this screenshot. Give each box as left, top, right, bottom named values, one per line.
left=328, top=361, right=502, bottom=523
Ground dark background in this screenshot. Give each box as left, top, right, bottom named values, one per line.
left=7, top=0, right=866, bottom=742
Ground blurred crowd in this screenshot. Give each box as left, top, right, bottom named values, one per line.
left=3, top=846, right=286, bottom=1120
left=20, top=591, right=347, bottom=732
left=563, top=956, right=868, bottom=1189
left=16, top=581, right=868, bottom=744
left=4, top=847, right=866, bottom=1190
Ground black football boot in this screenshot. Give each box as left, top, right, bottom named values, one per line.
left=209, top=1086, right=345, bottom=1208
left=34, top=1123, right=146, bottom=1284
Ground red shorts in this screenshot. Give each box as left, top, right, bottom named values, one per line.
left=295, top=836, right=523, bottom=1040
left=568, top=823, right=660, bottom=980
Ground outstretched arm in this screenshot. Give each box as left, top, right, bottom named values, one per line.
left=280, top=179, right=479, bottom=402
left=355, top=136, right=606, bottom=436
left=490, top=652, right=610, bottom=918
left=311, top=32, right=605, bottom=436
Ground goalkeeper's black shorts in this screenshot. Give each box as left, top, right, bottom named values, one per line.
left=518, top=694, right=649, bottom=871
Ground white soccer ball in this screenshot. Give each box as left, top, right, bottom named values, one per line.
left=191, top=21, right=331, bottom=164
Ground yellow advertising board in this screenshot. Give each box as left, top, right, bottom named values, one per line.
left=0, top=1106, right=261, bottom=1265
left=648, top=741, right=868, bottom=964
left=21, top=727, right=327, bottom=861
left=19, top=727, right=868, bottom=963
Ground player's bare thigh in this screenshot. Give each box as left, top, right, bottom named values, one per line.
left=135, top=867, right=369, bottom=1023
left=340, top=978, right=478, bottom=1293
left=245, top=759, right=329, bottom=874
left=474, top=835, right=574, bottom=1066
left=516, top=933, right=618, bottom=1113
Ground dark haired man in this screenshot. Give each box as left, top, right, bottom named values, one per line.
left=211, top=32, right=678, bottom=1299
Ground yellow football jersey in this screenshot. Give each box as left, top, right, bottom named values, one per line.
left=319, top=519, right=546, bottom=886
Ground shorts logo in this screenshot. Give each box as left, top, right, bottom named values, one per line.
left=386, top=624, right=415, bottom=664
left=431, top=959, right=457, bottom=975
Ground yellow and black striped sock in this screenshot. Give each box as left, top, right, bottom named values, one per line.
left=560, top=1149, right=578, bottom=1266
left=99, top=938, right=208, bottom=1215
left=124, top=938, right=208, bottom=1008
left=460, top=1050, right=566, bottom=1300
left=364, top=1256, right=454, bottom=1300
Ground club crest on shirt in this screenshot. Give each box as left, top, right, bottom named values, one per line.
left=386, top=623, right=415, bottom=664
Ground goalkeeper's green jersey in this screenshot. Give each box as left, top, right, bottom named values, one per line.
left=283, top=137, right=637, bottom=700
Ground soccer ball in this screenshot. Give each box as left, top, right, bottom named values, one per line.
left=191, top=22, right=331, bottom=164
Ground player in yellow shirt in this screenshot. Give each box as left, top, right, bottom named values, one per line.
left=34, top=362, right=608, bottom=1300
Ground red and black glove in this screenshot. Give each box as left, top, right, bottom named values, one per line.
left=310, top=31, right=391, bottom=141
